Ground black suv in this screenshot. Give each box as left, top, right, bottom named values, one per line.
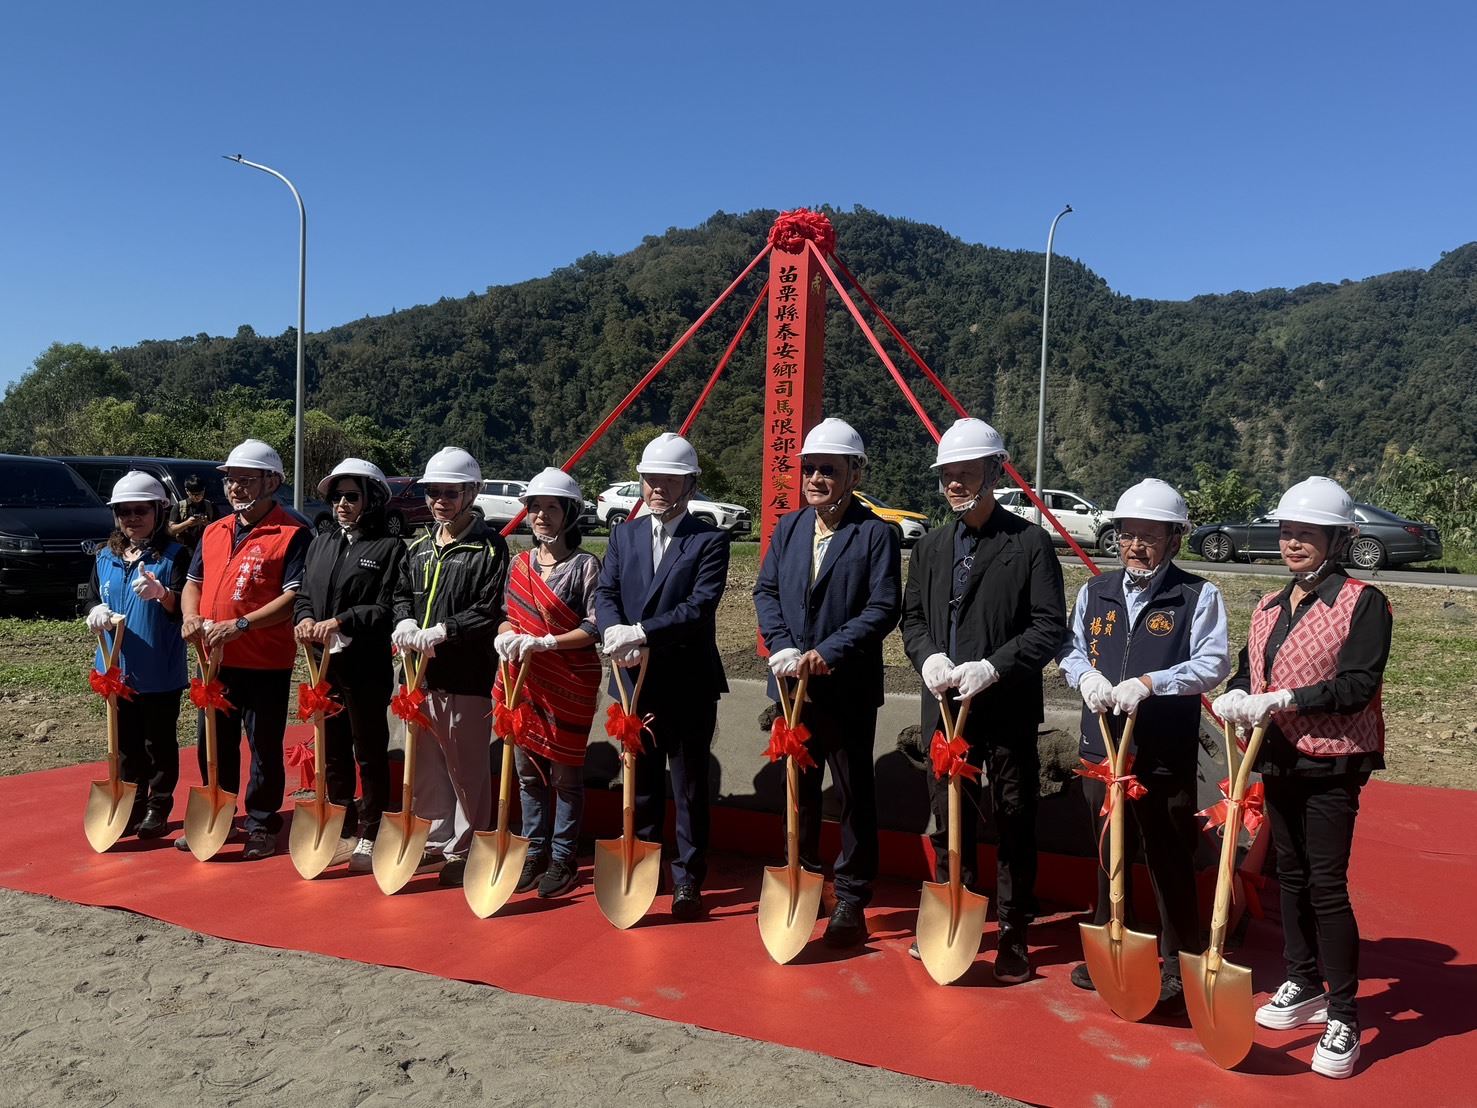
left=57, top=456, right=325, bottom=530
left=0, top=455, right=114, bottom=610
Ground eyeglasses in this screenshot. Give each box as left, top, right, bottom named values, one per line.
left=223, top=473, right=264, bottom=488
left=114, top=505, right=153, bottom=518
left=1116, top=529, right=1167, bottom=546
left=423, top=486, right=463, bottom=501
left=801, top=463, right=838, bottom=478
left=330, top=491, right=361, bottom=504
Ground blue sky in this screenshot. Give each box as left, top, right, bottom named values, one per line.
left=3, top=1, right=1474, bottom=389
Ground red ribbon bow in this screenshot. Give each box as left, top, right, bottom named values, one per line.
left=494, top=700, right=537, bottom=746
left=1199, top=778, right=1266, bottom=837
left=1074, top=756, right=1149, bottom=873
left=285, top=740, right=316, bottom=792
left=390, top=684, right=433, bottom=730
left=929, top=730, right=980, bottom=781
left=88, top=666, right=135, bottom=702
left=767, top=208, right=837, bottom=256
left=763, top=718, right=816, bottom=770
left=296, top=680, right=342, bottom=722
left=189, top=677, right=233, bottom=712
left=604, top=703, right=653, bottom=756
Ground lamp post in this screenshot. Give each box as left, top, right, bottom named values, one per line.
left=1033, top=204, right=1072, bottom=525
left=224, top=154, right=307, bottom=512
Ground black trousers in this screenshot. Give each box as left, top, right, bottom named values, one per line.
left=194, top=666, right=291, bottom=836
left=633, top=698, right=717, bottom=887
left=928, top=729, right=1039, bottom=930
left=795, top=702, right=879, bottom=909
left=322, top=656, right=393, bottom=840
left=117, top=688, right=183, bottom=816
left=1082, top=768, right=1201, bottom=972
left=1263, top=772, right=1366, bottom=1024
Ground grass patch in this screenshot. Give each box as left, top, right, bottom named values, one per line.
left=0, top=661, right=90, bottom=698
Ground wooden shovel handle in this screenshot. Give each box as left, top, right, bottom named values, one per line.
left=938, top=693, right=970, bottom=743
left=613, top=650, right=649, bottom=716
left=1206, top=722, right=1269, bottom=952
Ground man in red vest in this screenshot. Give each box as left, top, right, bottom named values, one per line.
left=178, top=439, right=310, bottom=860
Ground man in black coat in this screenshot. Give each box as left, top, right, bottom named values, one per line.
left=901, top=418, right=1066, bottom=983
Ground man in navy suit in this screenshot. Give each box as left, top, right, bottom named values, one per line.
left=596, top=432, right=731, bottom=920
left=754, top=418, right=901, bottom=946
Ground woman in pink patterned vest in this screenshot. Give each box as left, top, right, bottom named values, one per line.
left=1213, top=477, right=1392, bottom=1081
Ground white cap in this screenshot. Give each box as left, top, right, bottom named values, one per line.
left=800, top=417, right=866, bottom=463
left=419, top=446, right=482, bottom=485
left=931, top=418, right=1009, bottom=468
left=1271, top=476, right=1355, bottom=527
left=107, top=470, right=170, bottom=507
left=521, top=467, right=583, bottom=502
left=218, top=438, right=285, bottom=478
left=1112, top=478, right=1190, bottom=526
left=637, top=432, right=700, bottom=476
left=317, top=457, right=390, bottom=498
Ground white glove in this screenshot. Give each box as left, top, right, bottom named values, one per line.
left=391, top=619, right=420, bottom=651
left=1078, top=670, right=1115, bottom=714
left=1243, top=688, right=1295, bottom=724
left=921, top=653, right=955, bottom=696
left=86, top=604, right=115, bottom=633
left=611, top=645, right=644, bottom=669
left=950, top=659, right=999, bottom=700
left=602, top=623, right=647, bottom=656
left=1111, top=677, right=1153, bottom=716
left=493, top=631, right=520, bottom=661
left=1211, top=689, right=1250, bottom=724
left=510, top=633, right=557, bottom=663
left=328, top=632, right=350, bottom=654
left=768, top=648, right=802, bottom=677
left=414, top=623, right=448, bottom=657
left=131, top=568, right=168, bottom=602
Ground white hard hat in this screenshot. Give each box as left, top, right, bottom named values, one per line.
left=800, top=417, right=866, bottom=463
left=419, top=446, right=482, bottom=485
left=637, top=432, right=700, bottom=476
left=1112, top=478, right=1190, bottom=527
left=218, top=438, right=285, bottom=478
left=107, top=470, right=170, bottom=507
left=317, top=457, right=390, bottom=498
left=932, top=418, right=1009, bottom=468
left=1271, top=476, right=1355, bottom=527
left=520, top=467, right=583, bottom=503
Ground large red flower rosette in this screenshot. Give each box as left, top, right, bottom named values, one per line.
left=767, top=208, right=836, bottom=256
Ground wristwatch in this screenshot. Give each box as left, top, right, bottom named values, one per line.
left=235, top=616, right=251, bottom=634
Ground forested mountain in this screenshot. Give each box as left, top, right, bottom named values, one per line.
left=11, top=207, right=1477, bottom=511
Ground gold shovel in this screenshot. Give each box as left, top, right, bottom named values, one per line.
left=1181, top=720, right=1269, bottom=1069
left=594, top=652, right=662, bottom=929
left=84, top=613, right=137, bottom=852
left=183, top=642, right=238, bottom=861
left=287, top=643, right=348, bottom=879
left=916, top=695, right=990, bottom=984
left=465, top=658, right=534, bottom=918
left=757, top=673, right=825, bottom=964
left=373, top=649, right=434, bottom=895
left=1079, top=712, right=1162, bottom=1021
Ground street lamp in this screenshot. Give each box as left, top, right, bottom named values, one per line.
left=223, top=154, right=307, bottom=512
left=1033, top=204, right=1072, bottom=525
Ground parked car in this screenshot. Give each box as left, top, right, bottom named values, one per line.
left=0, top=455, right=114, bottom=610
left=994, top=487, right=1117, bottom=554
left=473, top=478, right=596, bottom=533
left=383, top=477, right=436, bottom=538
left=853, top=491, right=928, bottom=547
left=1189, top=503, right=1442, bottom=570
left=595, top=482, right=752, bottom=533
left=56, top=455, right=324, bottom=530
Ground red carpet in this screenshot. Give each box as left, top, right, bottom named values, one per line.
left=3, top=740, right=1474, bottom=1107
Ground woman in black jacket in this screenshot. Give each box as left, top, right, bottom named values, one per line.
left=293, top=458, right=407, bottom=872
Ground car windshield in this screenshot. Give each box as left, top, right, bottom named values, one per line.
left=1355, top=504, right=1403, bottom=523
left=0, top=461, right=104, bottom=508
left=861, top=492, right=893, bottom=509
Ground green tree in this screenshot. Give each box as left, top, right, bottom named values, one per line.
left=0, top=343, right=131, bottom=452
left=1183, top=463, right=1262, bottom=526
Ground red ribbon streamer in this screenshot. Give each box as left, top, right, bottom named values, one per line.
left=763, top=718, right=816, bottom=771
left=1074, top=756, right=1149, bottom=873
left=390, top=684, right=433, bottom=730
left=929, top=730, right=980, bottom=781
left=189, top=677, right=233, bottom=712
left=285, top=740, right=316, bottom=792
left=88, top=666, right=134, bottom=702
left=767, top=208, right=837, bottom=255
left=494, top=701, right=537, bottom=746
left=296, top=680, right=342, bottom=722
left=604, top=703, right=652, bottom=756
left=1198, top=778, right=1266, bottom=837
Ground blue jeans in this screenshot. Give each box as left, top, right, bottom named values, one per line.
left=514, top=748, right=584, bottom=864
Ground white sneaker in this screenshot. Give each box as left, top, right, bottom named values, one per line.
left=1256, top=979, right=1329, bottom=1029
left=348, top=837, right=374, bottom=873
left=329, top=836, right=357, bottom=867
left=1311, top=1018, right=1360, bottom=1079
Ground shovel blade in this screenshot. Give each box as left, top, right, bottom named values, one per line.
left=1180, top=950, right=1256, bottom=1069
left=915, top=880, right=989, bottom=985
left=83, top=777, right=138, bottom=853
left=464, top=829, right=533, bottom=919
left=183, top=784, right=237, bottom=861
left=372, top=807, right=432, bottom=895
left=1079, top=921, right=1162, bottom=1022
left=592, top=836, right=663, bottom=929
left=757, top=864, right=825, bottom=965
left=287, top=798, right=349, bottom=880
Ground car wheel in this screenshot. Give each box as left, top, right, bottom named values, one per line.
left=1201, top=532, right=1234, bottom=563
left=315, top=514, right=334, bottom=536
left=694, top=513, right=717, bottom=527
left=607, top=510, right=628, bottom=528
left=1349, top=536, right=1386, bottom=570
left=1096, top=526, right=1118, bottom=557
left=385, top=512, right=405, bottom=538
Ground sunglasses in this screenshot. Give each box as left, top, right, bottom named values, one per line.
left=330, top=490, right=362, bottom=504
left=114, top=505, right=153, bottom=519
left=801, top=463, right=839, bottom=478
left=423, top=486, right=463, bottom=501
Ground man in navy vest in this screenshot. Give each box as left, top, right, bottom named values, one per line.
left=1057, top=478, right=1230, bottom=1013
left=754, top=418, right=901, bottom=946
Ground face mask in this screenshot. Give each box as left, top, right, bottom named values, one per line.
left=1123, top=565, right=1158, bottom=590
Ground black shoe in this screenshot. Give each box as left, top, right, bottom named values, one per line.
left=1070, top=962, right=1096, bottom=991
left=124, top=806, right=147, bottom=836
left=824, top=901, right=867, bottom=947
left=516, top=852, right=549, bottom=893
left=1256, top=979, right=1329, bottom=1030
left=438, top=856, right=467, bottom=887
left=993, top=928, right=1031, bottom=983
left=671, top=882, right=703, bottom=920
left=1156, top=972, right=1186, bottom=1015
left=241, top=829, right=277, bottom=861
left=1311, top=1018, right=1360, bottom=1079
left=538, top=858, right=579, bottom=898
left=137, top=808, right=169, bottom=839
left=174, top=833, right=193, bottom=852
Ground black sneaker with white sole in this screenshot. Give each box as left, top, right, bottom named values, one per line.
left=1311, top=1018, right=1360, bottom=1079
left=1255, top=979, right=1329, bottom=1029
left=516, top=852, right=549, bottom=894
left=537, top=858, right=579, bottom=898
